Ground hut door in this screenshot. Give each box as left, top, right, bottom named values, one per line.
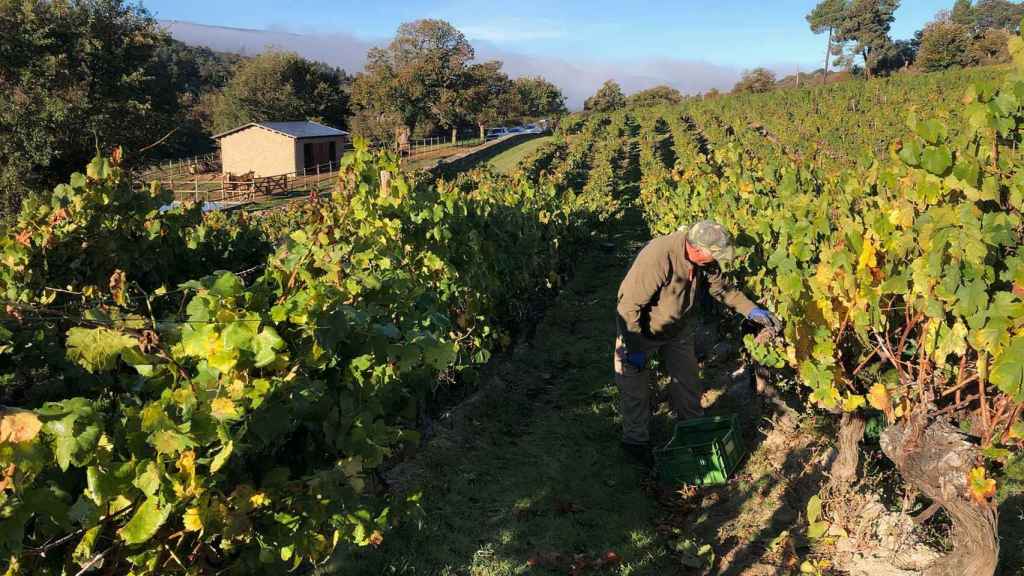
left=303, top=143, right=315, bottom=169
left=304, top=142, right=332, bottom=169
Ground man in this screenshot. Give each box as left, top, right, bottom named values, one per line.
left=614, top=220, right=780, bottom=466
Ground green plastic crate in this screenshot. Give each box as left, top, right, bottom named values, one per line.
left=654, top=415, right=745, bottom=486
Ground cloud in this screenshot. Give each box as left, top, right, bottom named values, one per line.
left=160, top=20, right=376, bottom=73
left=474, top=43, right=742, bottom=108
left=161, top=20, right=774, bottom=109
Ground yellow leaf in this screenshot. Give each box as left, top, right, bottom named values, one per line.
left=867, top=383, right=891, bottom=413
left=249, top=492, right=270, bottom=508
left=0, top=409, right=42, bottom=444
left=183, top=507, right=203, bottom=532
left=177, top=450, right=196, bottom=477
left=842, top=394, right=866, bottom=412
left=210, top=397, right=239, bottom=421
left=857, top=238, right=877, bottom=272
left=968, top=466, right=996, bottom=504
left=175, top=450, right=201, bottom=497
left=227, top=379, right=246, bottom=400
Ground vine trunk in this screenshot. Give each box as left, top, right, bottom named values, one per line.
left=879, top=413, right=999, bottom=576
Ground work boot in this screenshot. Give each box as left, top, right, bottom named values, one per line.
left=620, top=441, right=653, bottom=469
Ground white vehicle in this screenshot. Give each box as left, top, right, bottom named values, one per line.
left=523, top=123, right=541, bottom=134
left=486, top=127, right=510, bottom=139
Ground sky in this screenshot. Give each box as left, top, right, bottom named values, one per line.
left=145, top=0, right=956, bottom=108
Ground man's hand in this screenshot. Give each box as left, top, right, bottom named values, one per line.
left=747, top=307, right=782, bottom=334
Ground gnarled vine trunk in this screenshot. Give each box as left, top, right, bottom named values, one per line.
left=830, top=412, right=866, bottom=487
left=880, top=413, right=999, bottom=576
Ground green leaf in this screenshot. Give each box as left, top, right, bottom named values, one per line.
left=210, top=440, right=233, bottom=473
left=807, top=521, right=829, bottom=540
left=991, top=336, right=1024, bottom=401
left=422, top=341, right=457, bottom=371
left=66, top=327, right=137, bottom=373
left=117, top=497, right=170, bottom=545
left=185, top=295, right=211, bottom=322
left=86, top=462, right=133, bottom=504
left=132, top=461, right=162, bottom=496
left=915, top=119, right=947, bottom=145
left=73, top=526, right=102, bottom=567
left=252, top=327, right=286, bottom=368
left=150, top=429, right=195, bottom=456
left=806, top=495, right=822, bottom=524
left=953, top=155, right=981, bottom=188
left=934, top=321, right=968, bottom=362
left=898, top=140, right=921, bottom=167
left=921, top=146, right=952, bottom=176
left=44, top=412, right=100, bottom=471
left=211, top=272, right=244, bottom=298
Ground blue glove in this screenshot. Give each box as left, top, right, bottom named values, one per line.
left=624, top=350, right=647, bottom=370
left=747, top=307, right=782, bottom=333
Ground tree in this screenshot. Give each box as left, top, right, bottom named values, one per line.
left=876, top=38, right=918, bottom=72
left=833, top=0, right=900, bottom=79
left=626, top=85, right=684, bottom=108
left=210, top=51, right=350, bottom=134
left=459, top=61, right=514, bottom=140
left=583, top=80, right=626, bottom=112
left=154, top=39, right=244, bottom=155
left=350, top=19, right=474, bottom=146
left=807, top=0, right=850, bottom=84
left=732, top=68, right=777, bottom=93
left=0, top=0, right=186, bottom=216
left=916, top=18, right=972, bottom=71
left=951, top=0, right=976, bottom=28
left=966, top=27, right=1012, bottom=63
left=973, top=0, right=1024, bottom=31
left=512, top=77, right=568, bottom=119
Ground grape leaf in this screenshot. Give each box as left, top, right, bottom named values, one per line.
left=210, top=440, right=233, bottom=473
left=211, top=272, right=244, bottom=297
left=252, top=327, right=286, bottom=368
left=0, top=408, right=42, bottom=444
left=117, top=496, right=170, bottom=545
left=211, top=398, right=240, bottom=421
left=66, top=327, right=137, bottom=373
left=898, top=140, right=921, bottom=167
left=150, top=429, right=195, bottom=456
left=991, top=336, right=1024, bottom=401
left=867, top=383, right=891, bottom=413
left=921, top=146, right=952, bottom=176
left=968, top=466, right=996, bottom=505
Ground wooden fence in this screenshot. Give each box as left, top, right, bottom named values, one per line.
left=163, top=160, right=341, bottom=205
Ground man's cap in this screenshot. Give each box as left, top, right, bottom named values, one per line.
left=687, top=220, right=735, bottom=262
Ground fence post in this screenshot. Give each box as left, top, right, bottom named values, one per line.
left=194, top=175, right=199, bottom=204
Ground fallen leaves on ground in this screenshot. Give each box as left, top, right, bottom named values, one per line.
left=526, top=550, right=622, bottom=574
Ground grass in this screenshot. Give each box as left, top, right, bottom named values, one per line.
left=487, top=136, right=554, bottom=174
